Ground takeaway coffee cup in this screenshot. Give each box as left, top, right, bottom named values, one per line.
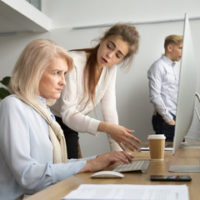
left=148, top=134, right=166, bottom=160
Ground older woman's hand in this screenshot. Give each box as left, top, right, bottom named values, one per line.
left=80, top=151, right=134, bottom=172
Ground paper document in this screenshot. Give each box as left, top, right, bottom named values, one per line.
left=62, top=184, right=189, bottom=200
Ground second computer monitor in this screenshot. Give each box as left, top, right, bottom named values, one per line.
left=172, top=14, right=198, bottom=154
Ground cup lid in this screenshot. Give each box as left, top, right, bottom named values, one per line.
left=147, top=134, right=166, bottom=140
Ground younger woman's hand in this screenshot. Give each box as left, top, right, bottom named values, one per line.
left=98, top=122, right=141, bottom=152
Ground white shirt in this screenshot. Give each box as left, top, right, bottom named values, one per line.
left=147, top=55, right=180, bottom=122
left=51, top=51, right=121, bottom=151
left=0, top=96, right=92, bottom=200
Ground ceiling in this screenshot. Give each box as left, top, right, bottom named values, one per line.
left=0, top=0, right=52, bottom=36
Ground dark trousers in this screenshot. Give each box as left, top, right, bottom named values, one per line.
left=152, top=113, right=176, bottom=142
left=55, top=116, right=79, bottom=159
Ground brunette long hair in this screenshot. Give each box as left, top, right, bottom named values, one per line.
left=74, top=23, right=139, bottom=107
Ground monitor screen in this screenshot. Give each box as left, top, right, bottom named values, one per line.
left=172, top=14, right=198, bottom=154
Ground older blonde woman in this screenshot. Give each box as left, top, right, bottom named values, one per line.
left=0, top=39, right=133, bottom=200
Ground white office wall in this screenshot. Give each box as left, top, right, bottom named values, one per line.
left=1, top=0, right=200, bottom=157
left=41, top=0, right=200, bottom=28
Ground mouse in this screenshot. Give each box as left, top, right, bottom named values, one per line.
left=91, top=170, right=124, bottom=179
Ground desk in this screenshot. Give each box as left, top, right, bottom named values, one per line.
left=27, top=148, right=200, bottom=200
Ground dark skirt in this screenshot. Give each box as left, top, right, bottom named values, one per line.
left=55, top=116, right=79, bottom=159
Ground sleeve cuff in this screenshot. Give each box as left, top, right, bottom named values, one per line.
left=163, top=114, right=173, bottom=123
left=51, top=160, right=87, bottom=182
left=87, top=119, right=100, bottom=135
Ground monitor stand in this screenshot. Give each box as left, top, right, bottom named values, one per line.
left=169, top=142, right=200, bottom=173
left=180, top=142, right=200, bottom=149
left=169, top=165, right=200, bottom=173
left=169, top=93, right=200, bottom=172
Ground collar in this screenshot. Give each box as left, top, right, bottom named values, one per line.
left=38, top=96, right=46, bottom=105
left=162, top=55, right=176, bottom=67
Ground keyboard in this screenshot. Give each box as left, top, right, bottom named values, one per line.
left=113, top=160, right=150, bottom=173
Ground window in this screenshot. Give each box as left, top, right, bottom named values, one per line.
left=26, top=0, right=41, bottom=10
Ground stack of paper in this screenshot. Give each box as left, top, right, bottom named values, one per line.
left=62, top=184, right=189, bottom=200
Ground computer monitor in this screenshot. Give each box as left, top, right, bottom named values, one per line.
left=172, top=13, right=198, bottom=154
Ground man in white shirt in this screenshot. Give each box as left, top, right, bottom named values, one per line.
left=147, top=35, right=183, bottom=141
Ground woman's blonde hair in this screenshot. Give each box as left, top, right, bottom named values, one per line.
left=10, top=39, right=73, bottom=105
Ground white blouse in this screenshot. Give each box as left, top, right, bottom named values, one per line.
left=51, top=51, right=121, bottom=151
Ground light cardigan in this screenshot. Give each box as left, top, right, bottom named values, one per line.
left=51, top=51, right=121, bottom=151
left=14, top=94, right=67, bottom=164
left=0, top=96, right=90, bottom=200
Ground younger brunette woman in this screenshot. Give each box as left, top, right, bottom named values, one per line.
left=52, top=23, right=141, bottom=158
